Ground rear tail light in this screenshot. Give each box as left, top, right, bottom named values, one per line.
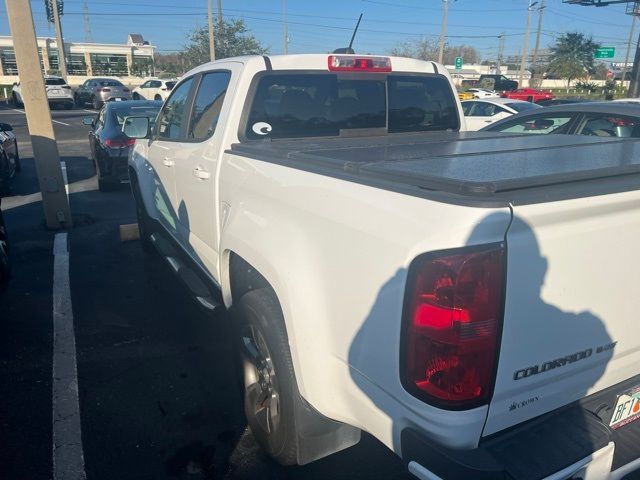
left=161, top=87, right=167, bottom=91
left=98, top=88, right=111, bottom=92
left=105, top=137, right=135, bottom=148
left=123, top=88, right=130, bottom=92
left=328, top=55, right=392, bottom=72
left=402, top=244, right=505, bottom=409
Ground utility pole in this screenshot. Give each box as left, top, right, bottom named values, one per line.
left=622, top=15, right=637, bottom=88
left=282, top=0, right=289, bottom=54
left=82, top=1, right=93, bottom=43
left=497, top=33, right=505, bottom=72
left=5, top=0, right=72, bottom=229
left=531, top=0, right=545, bottom=68
left=51, top=0, right=68, bottom=80
left=438, top=0, right=449, bottom=64
left=217, top=0, right=223, bottom=30
left=207, top=0, right=216, bottom=61
left=519, top=0, right=536, bottom=87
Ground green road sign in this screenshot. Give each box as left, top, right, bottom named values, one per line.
left=595, top=47, right=615, bottom=59
left=455, top=57, right=463, bottom=69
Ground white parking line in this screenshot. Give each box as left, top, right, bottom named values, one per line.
left=52, top=119, right=71, bottom=126
left=52, top=233, right=87, bottom=480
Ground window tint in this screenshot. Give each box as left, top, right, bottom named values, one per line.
left=140, top=81, right=150, bottom=88
left=505, top=102, right=541, bottom=113
left=98, top=80, right=123, bottom=87
left=112, top=105, right=162, bottom=126
left=578, top=115, right=640, bottom=138
left=461, top=102, right=473, bottom=115
left=388, top=76, right=458, bottom=132
left=489, top=115, right=573, bottom=135
left=468, top=102, right=500, bottom=117
left=45, top=78, right=66, bottom=86
left=156, top=78, right=194, bottom=140
left=188, top=71, right=231, bottom=140
left=165, top=81, right=176, bottom=90
left=245, top=73, right=457, bottom=139
left=149, top=80, right=162, bottom=88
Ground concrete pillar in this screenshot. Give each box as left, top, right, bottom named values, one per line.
left=41, top=46, right=50, bottom=72
left=126, top=47, right=134, bottom=77
left=0, top=56, right=4, bottom=76
left=84, top=51, right=92, bottom=76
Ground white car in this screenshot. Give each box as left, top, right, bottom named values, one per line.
left=467, top=87, right=500, bottom=99
left=124, top=54, right=640, bottom=479
left=132, top=78, right=177, bottom=101
left=12, top=75, right=74, bottom=109
left=461, top=98, right=542, bottom=130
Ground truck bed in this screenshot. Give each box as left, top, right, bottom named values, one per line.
left=230, top=132, right=640, bottom=204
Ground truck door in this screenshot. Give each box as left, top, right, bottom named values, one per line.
left=173, top=64, right=239, bottom=280
left=146, top=76, right=196, bottom=237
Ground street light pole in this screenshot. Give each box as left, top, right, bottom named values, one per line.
left=622, top=15, right=637, bottom=88
left=519, top=0, right=536, bottom=87
left=282, top=0, right=289, bottom=54
left=51, top=0, right=68, bottom=79
left=531, top=0, right=546, bottom=68
left=208, top=0, right=216, bottom=61
left=437, top=0, right=449, bottom=64
left=5, top=0, right=72, bottom=229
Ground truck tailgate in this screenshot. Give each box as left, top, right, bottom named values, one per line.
left=484, top=190, right=640, bottom=436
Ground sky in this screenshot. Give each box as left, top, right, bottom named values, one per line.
left=0, top=0, right=636, bottom=64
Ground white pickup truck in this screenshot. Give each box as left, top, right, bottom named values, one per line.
left=124, top=54, right=640, bottom=479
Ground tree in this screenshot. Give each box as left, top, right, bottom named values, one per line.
left=182, top=18, right=268, bottom=69
left=390, top=38, right=479, bottom=65
left=547, top=32, right=600, bottom=87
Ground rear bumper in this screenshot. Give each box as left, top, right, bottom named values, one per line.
left=98, top=153, right=130, bottom=183
left=402, top=376, right=640, bottom=480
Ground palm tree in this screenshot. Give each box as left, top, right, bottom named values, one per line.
left=547, top=32, right=600, bottom=88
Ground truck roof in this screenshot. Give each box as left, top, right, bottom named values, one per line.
left=230, top=133, right=640, bottom=204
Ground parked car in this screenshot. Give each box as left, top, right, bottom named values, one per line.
left=124, top=54, right=640, bottom=479
left=0, top=199, right=9, bottom=285
left=476, top=74, right=518, bottom=92
left=12, top=75, right=74, bottom=109
left=132, top=78, right=177, bottom=101
left=83, top=100, right=161, bottom=191
left=0, top=122, right=20, bottom=195
left=501, top=88, right=555, bottom=103
left=74, top=78, right=132, bottom=110
left=482, top=102, right=640, bottom=138
left=461, top=98, right=541, bottom=130
left=467, top=87, right=500, bottom=99
left=458, top=91, right=475, bottom=101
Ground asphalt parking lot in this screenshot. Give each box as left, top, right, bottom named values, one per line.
left=0, top=103, right=410, bottom=480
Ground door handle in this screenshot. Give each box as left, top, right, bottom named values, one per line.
left=192, top=167, right=211, bottom=180
left=163, top=157, right=174, bottom=167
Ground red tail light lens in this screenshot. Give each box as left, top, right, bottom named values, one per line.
left=328, top=55, right=392, bottom=72
left=98, top=88, right=111, bottom=92
left=105, top=137, right=135, bottom=148
left=402, top=244, right=505, bottom=409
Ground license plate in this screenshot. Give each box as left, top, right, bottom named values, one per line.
left=114, top=97, right=123, bottom=101
left=609, top=385, right=640, bottom=429
left=49, top=89, right=63, bottom=96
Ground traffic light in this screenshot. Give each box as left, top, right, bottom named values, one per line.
left=44, top=0, right=63, bottom=23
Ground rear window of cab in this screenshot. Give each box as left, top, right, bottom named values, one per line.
left=245, top=73, right=459, bottom=139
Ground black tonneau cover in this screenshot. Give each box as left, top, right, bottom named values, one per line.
left=230, top=132, right=640, bottom=197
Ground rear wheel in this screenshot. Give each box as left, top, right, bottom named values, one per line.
left=131, top=180, right=155, bottom=254
left=236, top=288, right=299, bottom=465
left=14, top=148, right=21, bottom=173
left=92, top=96, right=102, bottom=110
left=154, top=94, right=162, bottom=101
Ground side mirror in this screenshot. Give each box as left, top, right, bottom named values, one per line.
left=82, top=116, right=95, bottom=126
left=0, top=123, right=13, bottom=132
left=122, top=116, right=150, bottom=139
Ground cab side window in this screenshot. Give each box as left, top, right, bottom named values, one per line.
left=156, top=78, right=194, bottom=140
left=188, top=71, right=231, bottom=140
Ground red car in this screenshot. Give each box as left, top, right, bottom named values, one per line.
left=500, top=88, right=555, bottom=103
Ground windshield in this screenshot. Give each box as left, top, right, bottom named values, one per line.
left=506, top=102, right=542, bottom=113
left=165, top=81, right=176, bottom=90
left=112, top=105, right=161, bottom=125
left=245, top=73, right=459, bottom=139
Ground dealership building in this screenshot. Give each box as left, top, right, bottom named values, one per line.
left=0, top=33, right=155, bottom=84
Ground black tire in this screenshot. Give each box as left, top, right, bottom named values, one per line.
left=14, top=148, right=21, bottom=173
left=131, top=181, right=155, bottom=254
left=91, top=96, right=102, bottom=110
left=0, top=207, right=10, bottom=285
left=0, top=153, right=12, bottom=196
left=74, top=94, right=82, bottom=107
left=236, top=288, right=299, bottom=465
left=154, top=94, right=162, bottom=101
